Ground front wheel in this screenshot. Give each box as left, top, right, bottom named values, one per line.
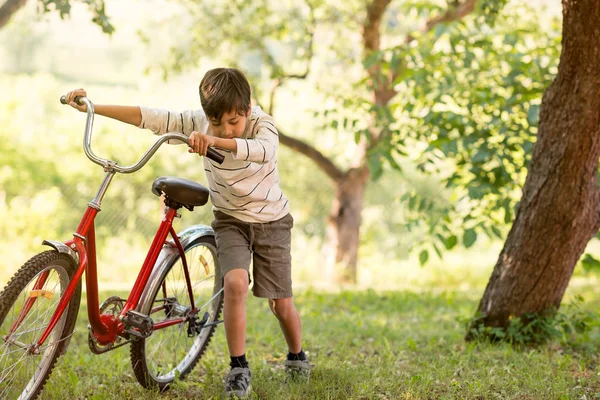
left=130, top=234, right=223, bottom=390
left=0, top=251, right=82, bottom=400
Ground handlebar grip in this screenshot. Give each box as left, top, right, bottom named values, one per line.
left=207, top=148, right=225, bottom=164
left=60, top=95, right=85, bottom=106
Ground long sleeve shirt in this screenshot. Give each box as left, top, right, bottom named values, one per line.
left=138, top=105, right=290, bottom=223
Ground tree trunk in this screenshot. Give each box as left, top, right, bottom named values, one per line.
left=324, top=166, right=370, bottom=283
left=0, top=0, right=27, bottom=30
left=471, top=0, right=600, bottom=331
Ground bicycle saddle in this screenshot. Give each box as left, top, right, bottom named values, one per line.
left=151, top=176, right=210, bottom=208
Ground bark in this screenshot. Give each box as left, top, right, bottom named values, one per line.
left=471, top=0, right=600, bottom=332
left=324, top=166, right=370, bottom=283
left=279, top=131, right=343, bottom=181
left=0, top=0, right=27, bottom=30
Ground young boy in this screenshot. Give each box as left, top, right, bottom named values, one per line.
left=64, top=67, right=309, bottom=397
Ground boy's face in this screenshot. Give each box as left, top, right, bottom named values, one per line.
left=208, top=107, right=251, bottom=139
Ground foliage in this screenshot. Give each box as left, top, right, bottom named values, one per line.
left=37, top=0, right=114, bottom=34
left=390, top=7, right=561, bottom=264
left=581, top=253, right=600, bottom=273
left=139, top=1, right=563, bottom=266
left=465, top=296, right=599, bottom=345
left=0, top=0, right=574, bottom=285
left=477, top=0, right=510, bottom=26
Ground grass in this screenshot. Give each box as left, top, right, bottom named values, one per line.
left=30, top=282, right=600, bottom=400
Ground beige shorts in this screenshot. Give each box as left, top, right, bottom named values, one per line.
left=211, top=211, right=294, bottom=298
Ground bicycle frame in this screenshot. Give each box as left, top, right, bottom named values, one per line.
left=15, top=96, right=216, bottom=353
left=35, top=196, right=193, bottom=349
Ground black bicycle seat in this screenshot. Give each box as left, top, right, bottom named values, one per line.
left=151, top=176, right=210, bottom=208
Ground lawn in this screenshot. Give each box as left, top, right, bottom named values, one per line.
left=35, top=282, right=600, bottom=399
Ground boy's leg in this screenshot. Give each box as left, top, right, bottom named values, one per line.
left=223, top=269, right=252, bottom=397
left=269, top=298, right=309, bottom=379
left=268, top=297, right=302, bottom=354
left=211, top=211, right=253, bottom=396
left=224, top=269, right=250, bottom=358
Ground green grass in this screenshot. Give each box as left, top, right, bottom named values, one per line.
left=32, top=284, right=600, bottom=400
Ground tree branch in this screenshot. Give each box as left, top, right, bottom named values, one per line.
left=366, top=0, right=479, bottom=153
left=0, top=0, right=27, bottom=30
left=279, top=130, right=344, bottom=181
left=363, top=0, right=393, bottom=53
left=259, top=1, right=343, bottom=182
left=267, top=0, right=316, bottom=115
left=404, top=0, right=478, bottom=44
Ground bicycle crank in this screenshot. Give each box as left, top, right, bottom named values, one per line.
left=88, top=296, right=130, bottom=354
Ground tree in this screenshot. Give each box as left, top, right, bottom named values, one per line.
left=0, top=0, right=113, bottom=33
left=470, top=0, right=600, bottom=332
left=154, top=0, right=481, bottom=283
left=11, top=0, right=560, bottom=286
left=396, top=5, right=559, bottom=264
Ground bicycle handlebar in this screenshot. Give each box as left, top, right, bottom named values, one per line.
left=59, top=95, right=224, bottom=173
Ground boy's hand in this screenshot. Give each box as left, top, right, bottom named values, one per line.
left=64, top=88, right=88, bottom=112
left=189, top=131, right=216, bottom=156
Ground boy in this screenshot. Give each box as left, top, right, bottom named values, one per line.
left=64, top=67, right=309, bottom=397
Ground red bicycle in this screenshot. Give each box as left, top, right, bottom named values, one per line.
left=0, top=96, right=226, bottom=399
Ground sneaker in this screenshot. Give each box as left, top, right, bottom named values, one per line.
left=225, top=367, right=252, bottom=398
left=285, top=359, right=311, bottom=382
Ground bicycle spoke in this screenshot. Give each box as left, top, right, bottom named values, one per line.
left=130, top=238, right=223, bottom=389
left=1, top=349, right=32, bottom=397
left=9, top=274, right=62, bottom=344
left=0, top=253, right=78, bottom=400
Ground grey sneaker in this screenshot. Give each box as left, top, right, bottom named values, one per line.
left=285, top=359, right=310, bottom=381
left=225, top=367, right=252, bottom=398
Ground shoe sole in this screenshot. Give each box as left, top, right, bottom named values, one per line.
left=226, top=384, right=252, bottom=398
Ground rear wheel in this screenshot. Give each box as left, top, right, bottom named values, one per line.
left=0, top=251, right=81, bottom=400
left=130, top=235, right=223, bottom=390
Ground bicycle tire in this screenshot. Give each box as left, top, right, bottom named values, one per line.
left=130, top=234, right=223, bottom=391
left=0, top=251, right=82, bottom=400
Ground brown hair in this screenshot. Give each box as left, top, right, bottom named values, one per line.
left=199, top=68, right=251, bottom=120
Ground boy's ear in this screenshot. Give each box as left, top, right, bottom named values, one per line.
left=246, top=106, right=252, bottom=117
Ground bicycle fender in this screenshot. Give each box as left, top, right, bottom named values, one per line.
left=174, top=224, right=215, bottom=248
left=136, top=225, right=215, bottom=313
left=41, top=240, right=82, bottom=355
left=42, top=240, right=79, bottom=265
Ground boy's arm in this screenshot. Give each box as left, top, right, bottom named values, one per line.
left=64, top=89, right=208, bottom=137
left=189, top=134, right=238, bottom=155
left=64, top=89, right=142, bottom=126
left=139, top=107, right=209, bottom=139
left=95, top=105, right=142, bottom=126
left=232, top=113, right=278, bottom=164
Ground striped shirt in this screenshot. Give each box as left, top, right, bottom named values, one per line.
left=138, top=105, right=290, bottom=223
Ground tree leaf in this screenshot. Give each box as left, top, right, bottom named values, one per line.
left=581, top=253, right=600, bottom=272
left=491, top=225, right=503, bottom=239
left=445, top=235, right=458, bottom=250
left=419, top=249, right=429, bottom=266
left=463, top=229, right=478, bottom=248
left=527, top=104, right=540, bottom=126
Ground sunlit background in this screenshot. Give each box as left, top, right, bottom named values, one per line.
left=2, top=0, right=591, bottom=296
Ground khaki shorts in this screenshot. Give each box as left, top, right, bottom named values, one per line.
left=211, top=211, right=294, bottom=298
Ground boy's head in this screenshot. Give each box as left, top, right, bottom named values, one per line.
left=200, top=68, right=252, bottom=138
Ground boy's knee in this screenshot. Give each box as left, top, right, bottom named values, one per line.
left=269, top=298, right=294, bottom=321
left=224, top=269, right=249, bottom=300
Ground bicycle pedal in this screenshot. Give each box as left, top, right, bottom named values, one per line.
left=187, top=312, right=209, bottom=337
left=124, top=310, right=154, bottom=338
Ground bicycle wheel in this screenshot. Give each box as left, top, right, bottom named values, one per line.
left=130, top=234, right=223, bottom=390
left=0, top=251, right=82, bottom=400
